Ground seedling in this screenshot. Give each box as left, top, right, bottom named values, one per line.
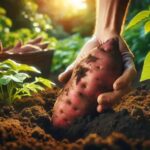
left=0, top=59, right=54, bottom=105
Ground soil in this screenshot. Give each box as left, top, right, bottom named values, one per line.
left=0, top=81, right=150, bottom=150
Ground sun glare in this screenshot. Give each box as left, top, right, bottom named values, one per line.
left=69, top=0, right=87, bottom=10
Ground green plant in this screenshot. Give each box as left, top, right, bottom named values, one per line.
left=126, top=9, right=150, bottom=82
left=0, top=59, right=54, bottom=105
left=0, top=6, right=57, bottom=49
left=126, top=10, right=150, bottom=33
left=140, top=52, right=150, bottom=81
left=123, top=9, right=150, bottom=68
left=52, top=34, right=89, bottom=72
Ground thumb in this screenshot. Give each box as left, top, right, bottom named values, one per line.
left=58, top=63, right=74, bottom=83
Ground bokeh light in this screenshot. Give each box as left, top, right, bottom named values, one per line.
left=68, top=0, right=87, bottom=10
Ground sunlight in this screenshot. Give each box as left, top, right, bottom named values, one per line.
left=69, top=0, right=87, bottom=10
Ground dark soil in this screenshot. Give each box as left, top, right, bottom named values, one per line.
left=0, top=81, right=150, bottom=150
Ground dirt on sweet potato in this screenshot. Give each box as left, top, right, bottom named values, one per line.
left=0, top=81, right=150, bottom=150
left=52, top=38, right=123, bottom=128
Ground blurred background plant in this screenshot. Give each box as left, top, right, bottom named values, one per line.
left=0, top=0, right=149, bottom=73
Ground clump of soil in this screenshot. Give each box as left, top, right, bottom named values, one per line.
left=0, top=82, right=150, bottom=150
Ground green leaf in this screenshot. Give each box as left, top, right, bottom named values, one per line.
left=0, top=76, right=11, bottom=85
left=23, top=83, right=44, bottom=93
left=0, top=64, right=11, bottom=70
left=14, top=73, right=30, bottom=82
left=140, top=52, right=150, bottom=81
left=6, top=75, right=23, bottom=83
left=144, top=21, right=150, bottom=33
left=16, top=87, right=31, bottom=96
left=0, top=73, right=29, bottom=85
left=127, top=10, right=150, bottom=29
left=35, top=77, right=55, bottom=88
left=1, top=59, right=40, bottom=73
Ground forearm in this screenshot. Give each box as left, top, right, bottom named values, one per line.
left=94, top=0, right=130, bottom=38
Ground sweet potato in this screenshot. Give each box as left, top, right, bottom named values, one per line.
left=52, top=38, right=123, bottom=128
left=6, top=44, right=42, bottom=54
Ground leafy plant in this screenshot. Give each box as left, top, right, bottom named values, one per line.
left=126, top=10, right=150, bottom=34
left=52, top=34, right=89, bottom=72
left=126, top=9, right=150, bottom=81
left=0, top=59, right=54, bottom=105
left=140, top=52, right=150, bottom=81
left=124, top=8, right=150, bottom=68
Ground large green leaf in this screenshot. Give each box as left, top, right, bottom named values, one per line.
left=1, top=59, right=40, bottom=73
left=144, top=21, right=150, bottom=33
left=0, top=73, right=29, bottom=85
left=140, top=52, right=150, bottom=81
left=127, top=10, right=150, bottom=29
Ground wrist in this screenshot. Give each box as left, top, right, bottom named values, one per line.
left=95, top=0, right=130, bottom=36
left=94, top=29, right=119, bottom=43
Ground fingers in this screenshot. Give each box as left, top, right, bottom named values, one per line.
left=97, top=85, right=131, bottom=112
left=58, top=64, right=74, bottom=83
left=114, top=44, right=137, bottom=90
left=113, top=67, right=137, bottom=90
left=97, top=104, right=110, bottom=113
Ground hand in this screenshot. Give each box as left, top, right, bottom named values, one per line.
left=58, top=36, right=100, bottom=83
left=97, top=36, right=137, bottom=112
left=58, top=35, right=137, bottom=113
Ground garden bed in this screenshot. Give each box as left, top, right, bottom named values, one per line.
left=0, top=81, right=150, bottom=150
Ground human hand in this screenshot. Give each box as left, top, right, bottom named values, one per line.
left=58, top=36, right=100, bottom=83
left=58, top=35, right=137, bottom=113
left=96, top=36, right=137, bottom=112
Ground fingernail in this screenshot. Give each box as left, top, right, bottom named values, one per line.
left=113, top=82, right=119, bottom=90
left=58, top=73, right=64, bottom=80
left=97, top=105, right=103, bottom=113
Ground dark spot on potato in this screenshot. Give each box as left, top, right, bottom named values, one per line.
left=63, top=118, right=68, bottom=122
left=75, top=66, right=88, bottom=84
left=66, top=99, right=71, bottom=105
left=98, top=46, right=105, bottom=51
left=78, top=92, right=84, bottom=98
left=95, top=77, right=99, bottom=81
left=60, top=109, right=64, bottom=113
left=81, top=83, right=86, bottom=89
left=96, top=66, right=100, bottom=70
left=86, top=54, right=98, bottom=63
left=73, top=107, right=78, bottom=111
left=64, top=88, right=69, bottom=95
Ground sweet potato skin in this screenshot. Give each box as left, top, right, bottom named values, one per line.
left=52, top=38, right=123, bottom=128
